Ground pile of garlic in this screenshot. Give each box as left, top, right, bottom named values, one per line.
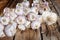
left=0, top=0, right=57, bottom=37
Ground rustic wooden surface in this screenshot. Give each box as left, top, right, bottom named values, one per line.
left=0, top=0, right=60, bottom=40
left=0, top=37, right=13, bottom=40
left=15, top=29, right=41, bottom=40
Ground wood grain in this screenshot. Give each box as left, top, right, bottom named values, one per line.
left=0, top=37, right=13, bottom=40
left=15, top=29, right=41, bottom=40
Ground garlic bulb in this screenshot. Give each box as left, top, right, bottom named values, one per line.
left=32, top=0, right=39, bottom=8
left=33, top=0, right=39, bottom=3
left=24, top=21, right=31, bottom=28
left=9, top=21, right=17, bottom=29
left=0, top=23, right=5, bottom=37
left=0, top=23, right=4, bottom=31
left=1, top=16, right=10, bottom=25
left=44, top=1, right=49, bottom=7
left=27, top=13, right=37, bottom=21
left=4, top=9, right=17, bottom=21
left=37, top=15, right=44, bottom=23
left=9, top=13, right=17, bottom=21
left=0, top=31, right=5, bottom=37
left=5, top=25, right=16, bottom=37
left=31, top=21, right=41, bottom=30
left=16, top=3, right=23, bottom=9
left=22, top=1, right=29, bottom=8
left=15, top=9, right=24, bottom=16
left=3, top=7, right=10, bottom=14
left=42, top=11, right=57, bottom=25
left=23, top=8, right=30, bottom=16
left=18, top=25, right=26, bottom=31
left=30, top=7, right=38, bottom=15
left=16, top=16, right=26, bottom=25
left=32, top=3, right=39, bottom=9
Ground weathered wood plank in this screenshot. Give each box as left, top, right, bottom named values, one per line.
left=15, top=29, right=41, bottom=40
left=0, top=37, right=13, bottom=40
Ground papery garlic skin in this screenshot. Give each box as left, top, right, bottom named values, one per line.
left=4, top=9, right=17, bottom=21
left=0, top=23, right=5, bottom=37
left=9, top=13, right=17, bottom=21
left=27, top=13, right=37, bottom=21
left=16, top=3, right=23, bottom=9
left=22, top=1, right=29, bottom=8
left=0, top=17, right=2, bottom=22
left=39, top=1, right=51, bottom=14
left=31, top=21, right=41, bottom=30
left=16, top=16, right=26, bottom=25
left=0, top=31, right=5, bottom=37
left=9, top=21, right=17, bottom=29
left=37, top=15, right=44, bottom=23
left=15, top=9, right=24, bottom=16
left=42, top=11, right=57, bottom=25
left=0, top=23, right=4, bottom=32
left=33, top=0, right=39, bottom=3
left=3, top=8, right=10, bottom=14
left=24, top=21, right=31, bottom=28
left=5, top=25, right=16, bottom=37
left=1, top=16, right=10, bottom=25
left=18, top=25, right=26, bottom=31
left=23, top=8, right=30, bottom=16
left=32, top=0, right=39, bottom=8
left=30, top=7, right=38, bottom=15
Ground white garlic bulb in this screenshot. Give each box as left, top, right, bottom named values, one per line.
left=23, top=8, right=30, bottom=16
left=33, top=0, right=39, bottom=3
left=15, top=9, right=24, bottom=16
left=24, top=21, right=31, bottom=28
left=0, top=31, right=5, bottom=37
left=9, top=21, right=17, bottom=29
left=16, top=3, right=23, bottom=9
left=4, top=8, right=17, bottom=21
left=9, top=13, right=17, bottom=21
left=0, top=23, right=4, bottom=31
left=37, top=15, right=44, bottom=23
left=16, top=16, right=26, bottom=25
left=1, top=16, right=10, bottom=25
left=42, top=11, right=57, bottom=25
left=18, top=25, right=26, bottom=31
left=5, top=25, right=16, bottom=37
left=3, top=7, right=10, bottom=14
left=23, top=1, right=29, bottom=8
left=27, top=13, right=37, bottom=21
left=0, top=23, right=5, bottom=37
left=30, top=7, right=38, bottom=15
left=31, top=21, right=41, bottom=30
